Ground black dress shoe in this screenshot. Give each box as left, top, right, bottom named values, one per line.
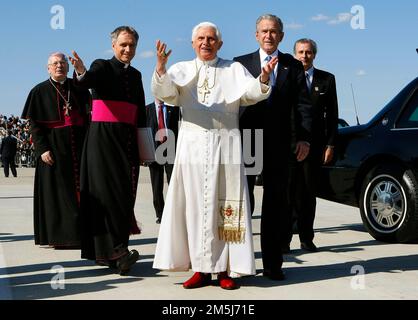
left=116, top=249, right=140, bottom=275
left=156, top=218, right=161, bottom=224
left=300, top=241, right=318, bottom=252
left=281, top=244, right=291, bottom=254
left=292, top=221, right=299, bottom=234
left=263, top=269, right=285, bottom=281
left=96, top=259, right=117, bottom=269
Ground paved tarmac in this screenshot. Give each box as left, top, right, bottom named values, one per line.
left=1, top=168, right=418, bottom=301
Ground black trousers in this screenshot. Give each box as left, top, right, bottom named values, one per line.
left=245, top=174, right=256, bottom=215
left=288, top=152, right=321, bottom=244
left=149, top=162, right=173, bottom=219
left=2, top=156, right=17, bottom=177
left=260, top=163, right=289, bottom=272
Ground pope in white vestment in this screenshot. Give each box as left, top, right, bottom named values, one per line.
left=151, top=22, right=278, bottom=289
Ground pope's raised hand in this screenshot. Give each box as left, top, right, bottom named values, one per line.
left=260, top=56, right=278, bottom=83
left=156, top=40, right=172, bottom=76
left=69, top=50, right=86, bottom=75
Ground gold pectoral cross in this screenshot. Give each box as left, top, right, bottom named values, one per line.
left=198, top=78, right=211, bottom=103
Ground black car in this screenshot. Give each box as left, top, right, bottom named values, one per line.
left=338, top=118, right=349, bottom=128
left=318, top=76, right=418, bottom=243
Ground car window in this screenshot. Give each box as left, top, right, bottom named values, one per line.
left=338, top=119, right=349, bottom=128
left=396, top=90, right=418, bottom=128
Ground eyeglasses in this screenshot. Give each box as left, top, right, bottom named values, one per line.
left=48, top=61, right=67, bottom=67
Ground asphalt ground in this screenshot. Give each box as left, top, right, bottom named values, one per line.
left=1, top=168, right=418, bottom=314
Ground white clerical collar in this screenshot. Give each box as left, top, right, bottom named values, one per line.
left=259, top=48, right=278, bottom=63
left=115, top=57, right=130, bottom=69
left=50, top=77, right=66, bottom=84
left=195, top=57, right=219, bottom=68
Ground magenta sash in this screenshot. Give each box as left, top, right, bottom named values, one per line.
left=92, top=100, right=138, bottom=125
left=45, top=112, right=85, bottom=129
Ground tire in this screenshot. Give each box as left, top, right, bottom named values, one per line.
left=359, top=164, right=418, bottom=243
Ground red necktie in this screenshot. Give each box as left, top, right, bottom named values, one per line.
left=157, top=103, right=167, bottom=142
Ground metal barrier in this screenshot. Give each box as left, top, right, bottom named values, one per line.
left=15, top=149, right=36, bottom=168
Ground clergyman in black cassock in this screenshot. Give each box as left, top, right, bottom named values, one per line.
left=70, top=26, right=146, bottom=274
left=21, top=52, right=90, bottom=248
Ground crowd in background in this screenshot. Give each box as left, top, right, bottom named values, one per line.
left=0, top=114, right=35, bottom=168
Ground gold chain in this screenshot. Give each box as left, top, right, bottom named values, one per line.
left=196, top=59, right=218, bottom=89
left=49, top=78, right=72, bottom=116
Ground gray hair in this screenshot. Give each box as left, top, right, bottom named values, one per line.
left=256, top=14, right=283, bottom=32
left=111, top=26, right=139, bottom=44
left=191, top=22, right=222, bottom=42
left=294, top=38, right=318, bottom=55
left=47, top=52, right=68, bottom=65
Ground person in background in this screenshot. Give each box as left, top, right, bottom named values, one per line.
left=1, top=130, right=18, bottom=178
left=145, top=97, right=180, bottom=224
left=288, top=38, right=339, bottom=252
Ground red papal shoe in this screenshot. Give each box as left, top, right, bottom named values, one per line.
left=183, top=272, right=211, bottom=289
left=217, top=271, right=239, bottom=290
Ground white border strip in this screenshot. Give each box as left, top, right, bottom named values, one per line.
left=0, top=242, right=13, bottom=300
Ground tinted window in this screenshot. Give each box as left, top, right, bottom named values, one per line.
left=338, top=119, right=349, bottom=128
left=397, top=90, right=418, bottom=128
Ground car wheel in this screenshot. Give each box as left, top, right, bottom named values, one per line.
left=359, top=164, right=418, bottom=243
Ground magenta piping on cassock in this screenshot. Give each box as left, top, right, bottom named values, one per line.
left=92, top=100, right=138, bottom=125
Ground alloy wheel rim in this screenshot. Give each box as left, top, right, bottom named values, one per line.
left=365, top=175, right=407, bottom=232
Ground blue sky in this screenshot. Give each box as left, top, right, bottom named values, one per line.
left=0, top=0, right=417, bottom=125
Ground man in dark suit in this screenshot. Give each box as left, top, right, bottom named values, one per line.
left=146, top=98, right=180, bottom=224
left=288, top=38, right=339, bottom=252
left=234, top=14, right=312, bottom=280
left=1, top=130, right=18, bottom=177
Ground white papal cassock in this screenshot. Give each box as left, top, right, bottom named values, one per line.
left=151, top=57, right=270, bottom=276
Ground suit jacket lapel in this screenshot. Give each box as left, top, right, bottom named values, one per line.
left=151, top=102, right=158, bottom=130
left=243, top=51, right=262, bottom=78
left=310, top=68, right=321, bottom=105
left=166, top=106, right=172, bottom=127
left=271, top=52, right=289, bottom=90
left=275, top=62, right=289, bottom=91
left=253, top=51, right=262, bottom=76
